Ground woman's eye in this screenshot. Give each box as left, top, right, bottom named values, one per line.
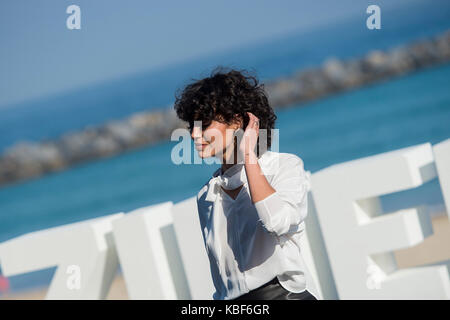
left=187, top=122, right=209, bottom=131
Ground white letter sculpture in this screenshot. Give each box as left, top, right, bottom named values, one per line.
left=0, top=214, right=123, bottom=299
left=433, top=139, right=450, bottom=219
left=310, top=142, right=450, bottom=299
left=112, top=201, right=190, bottom=299
left=171, top=196, right=215, bottom=299
left=1, top=139, right=449, bottom=299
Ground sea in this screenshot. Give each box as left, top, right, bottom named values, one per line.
left=0, top=0, right=450, bottom=293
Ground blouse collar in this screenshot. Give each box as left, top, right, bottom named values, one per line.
left=204, top=151, right=270, bottom=202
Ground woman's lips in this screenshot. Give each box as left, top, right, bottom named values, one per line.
left=195, top=143, right=208, bottom=150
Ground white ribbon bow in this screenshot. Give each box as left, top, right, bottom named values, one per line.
left=205, top=163, right=247, bottom=202
left=203, top=155, right=312, bottom=202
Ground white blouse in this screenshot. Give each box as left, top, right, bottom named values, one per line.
left=196, top=150, right=319, bottom=300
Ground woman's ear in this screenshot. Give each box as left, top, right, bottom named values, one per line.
left=233, top=114, right=244, bottom=129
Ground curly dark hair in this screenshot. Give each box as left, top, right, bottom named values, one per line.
left=173, top=66, right=277, bottom=157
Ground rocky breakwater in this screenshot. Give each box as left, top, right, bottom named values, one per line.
left=265, top=30, right=450, bottom=108
left=0, top=108, right=185, bottom=186
left=0, top=30, right=449, bottom=187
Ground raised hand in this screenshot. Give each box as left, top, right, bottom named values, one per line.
left=239, top=112, right=259, bottom=161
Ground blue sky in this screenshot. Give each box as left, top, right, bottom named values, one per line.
left=0, top=0, right=419, bottom=107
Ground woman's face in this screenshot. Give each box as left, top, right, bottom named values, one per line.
left=191, top=119, right=241, bottom=159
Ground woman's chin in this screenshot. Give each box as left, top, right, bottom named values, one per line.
left=197, top=150, right=211, bottom=158
left=197, top=149, right=221, bottom=159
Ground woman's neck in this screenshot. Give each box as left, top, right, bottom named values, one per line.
left=220, top=139, right=260, bottom=174
left=221, top=141, right=239, bottom=174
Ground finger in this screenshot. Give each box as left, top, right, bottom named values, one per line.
left=246, top=116, right=254, bottom=127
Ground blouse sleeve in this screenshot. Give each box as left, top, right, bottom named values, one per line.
left=253, top=154, right=310, bottom=236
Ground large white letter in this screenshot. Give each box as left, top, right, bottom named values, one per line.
left=112, top=202, right=190, bottom=299
left=311, top=143, right=449, bottom=299
left=0, top=213, right=123, bottom=299
left=171, top=197, right=215, bottom=299
left=433, top=139, right=450, bottom=218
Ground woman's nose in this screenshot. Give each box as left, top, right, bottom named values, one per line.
left=191, top=126, right=202, bottom=140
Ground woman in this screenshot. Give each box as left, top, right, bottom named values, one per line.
left=174, top=67, right=319, bottom=300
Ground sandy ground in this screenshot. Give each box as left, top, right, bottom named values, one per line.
left=0, top=271, right=129, bottom=300
left=394, top=214, right=450, bottom=268
left=2, top=213, right=449, bottom=300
